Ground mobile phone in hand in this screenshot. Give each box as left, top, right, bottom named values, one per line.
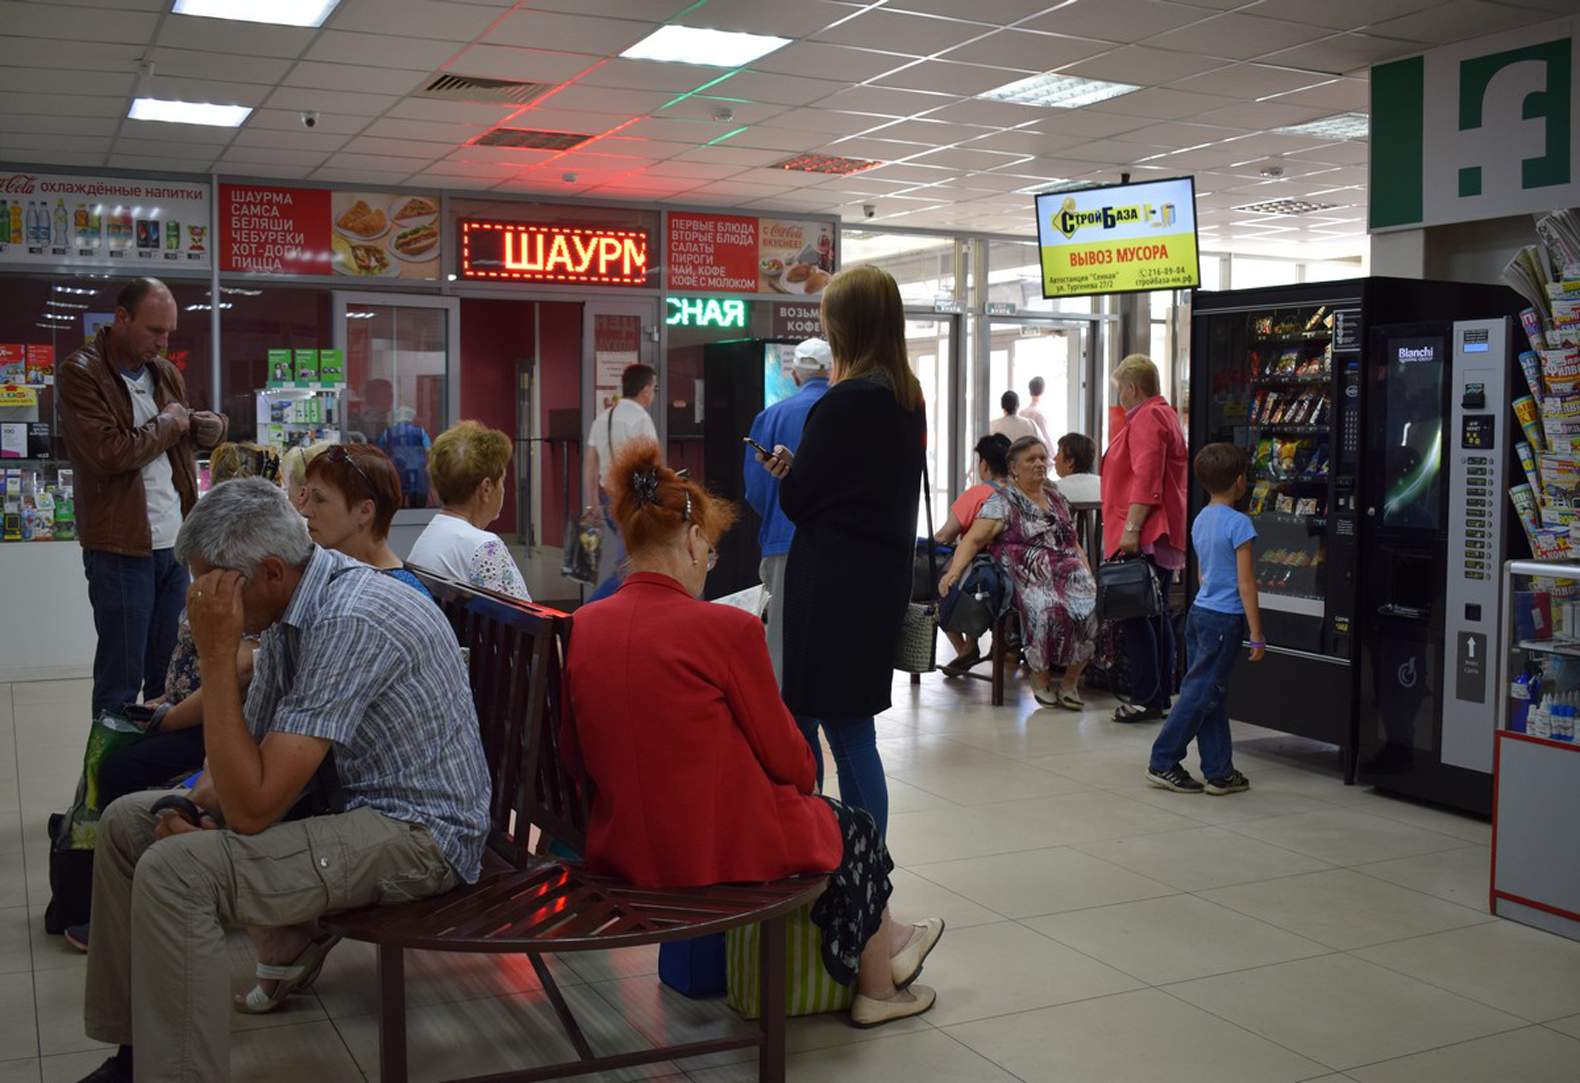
left=743, top=436, right=772, bottom=457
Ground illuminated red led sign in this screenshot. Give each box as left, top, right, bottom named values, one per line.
left=459, top=220, right=649, bottom=285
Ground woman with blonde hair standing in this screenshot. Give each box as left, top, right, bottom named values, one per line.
left=758, top=265, right=926, bottom=836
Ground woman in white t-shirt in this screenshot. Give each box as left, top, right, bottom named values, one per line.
left=409, top=421, right=531, bottom=600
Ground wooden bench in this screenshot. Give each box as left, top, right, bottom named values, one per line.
left=324, top=573, right=827, bottom=1083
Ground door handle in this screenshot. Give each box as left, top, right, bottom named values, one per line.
left=1378, top=603, right=1429, bottom=620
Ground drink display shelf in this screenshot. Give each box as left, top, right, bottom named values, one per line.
left=1252, top=469, right=1330, bottom=483
left=1254, top=513, right=1328, bottom=529
left=1248, top=423, right=1329, bottom=434
left=1251, top=374, right=1330, bottom=385
left=1516, top=638, right=1580, bottom=658
left=1250, top=332, right=1332, bottom=344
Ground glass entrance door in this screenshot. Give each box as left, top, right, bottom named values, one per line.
left=984, top=317, right=1092, bottom=456
left=907, top=313, right=956, bottom=532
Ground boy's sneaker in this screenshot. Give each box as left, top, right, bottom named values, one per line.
left=1144, top=765, right=1204, bottom=793
left=1205, top=769, right=1250, bottom=795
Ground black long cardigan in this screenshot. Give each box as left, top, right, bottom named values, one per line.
left=778, top=376, right=926, bottom=721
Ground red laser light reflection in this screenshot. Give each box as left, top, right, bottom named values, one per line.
left=460, top=220, right=649, bottom=285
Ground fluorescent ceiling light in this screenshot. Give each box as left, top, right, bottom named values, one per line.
left=129, top=97, right=251, bottom=127
left=981, top=73, right=1140, bottom=109
left=172, top=0, right=340, bottom=27
left=1274, top=112, right=1368, bottom=141
left=621, top=25, right=789, bottom=67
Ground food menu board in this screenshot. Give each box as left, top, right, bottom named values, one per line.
left=667, top=213, right=836, bottom=296
left=0, top=170, right=211, bottom=270
left=220, top=185, right=441, bottom=280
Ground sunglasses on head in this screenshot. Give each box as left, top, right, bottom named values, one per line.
left=326, top=444, right=375, bottom=498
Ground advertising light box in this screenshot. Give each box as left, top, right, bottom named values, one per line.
left=1034, top=176, right=1200, bottom=298
left=459, top=220, right=648, bottom=285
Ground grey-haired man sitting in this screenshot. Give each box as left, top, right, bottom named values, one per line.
left=79, top=478, right=490, bottom=1083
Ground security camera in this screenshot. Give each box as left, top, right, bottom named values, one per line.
left=712, top=106, right=734, bottom=123
left=300, top=110, right=318, bottom=129
left=862, top=204, right=876, bottom=219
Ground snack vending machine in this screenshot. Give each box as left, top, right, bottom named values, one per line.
left=1190, top=278, right=1520, bottom=781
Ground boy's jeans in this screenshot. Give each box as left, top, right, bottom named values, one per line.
left=1149, top=605, right=1245, bottom=780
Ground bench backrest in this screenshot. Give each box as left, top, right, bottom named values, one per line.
left=412, top=571, right=589, bottom=866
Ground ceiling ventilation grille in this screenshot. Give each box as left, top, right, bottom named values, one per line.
left=417, top=74, right=552, bottom=105
left=473, top=128, right=592, bottom=151
left=1236, top=199, right=1343, bottom=215
left=773, top=153, right=880, bottom=175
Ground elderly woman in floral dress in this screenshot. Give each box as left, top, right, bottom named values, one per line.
left=938, top=436, right=1096, bottom=710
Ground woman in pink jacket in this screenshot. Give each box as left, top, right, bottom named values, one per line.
left=1101, top=355, right=1188, bottom=723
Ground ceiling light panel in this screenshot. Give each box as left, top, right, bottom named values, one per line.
left=128, top=98, right=252, bottom=127
left=172, top=0, right=340, bottom=28
left=981, top=73, right=1142, bottom=109
left=1273, top=112, right=1369, bottom=141
left=621, top=26, right=790, bottom=67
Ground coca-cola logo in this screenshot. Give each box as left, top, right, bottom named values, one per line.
left=0, top=174, right=38, bottom=194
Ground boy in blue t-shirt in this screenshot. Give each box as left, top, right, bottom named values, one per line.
left=1145, top=442, right=1265, bottom=795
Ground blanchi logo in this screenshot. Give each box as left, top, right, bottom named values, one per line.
left=1370, top=22, right=1578, bottom=231
left=0, top=175, right=37, bottom=194
left=1397, top=345, right=1437, bottom=362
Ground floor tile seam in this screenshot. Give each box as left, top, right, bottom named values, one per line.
left=935, top=983, right=1150, bottom=1032
left=1062, top=835, right=1344, bottom=888
left=1183, top=865, right=1499, bottom=926
left=1336, top=1021, right=1569, bottom=1076
left=308, top=1011, right=375, bottom=1083
left=927, top=1024, right=1033, bottom=1083
left=312, top=966, right=599, bottom=1020
left=1180, top=896, right=1501, bottom=954
left=1150, top=978, right=1353, bottom=1074
left=887, top=821, right=1208, bottom=865
left=1215, top=820, right=1479, bottom=868
left=1337, top=942, right=1569, bottom=1026
left=889, top=865, right=1018, bottom=922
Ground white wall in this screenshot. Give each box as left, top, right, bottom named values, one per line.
left=0, top=542, right=94, bottom=682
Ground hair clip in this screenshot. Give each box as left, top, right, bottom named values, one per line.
left=631, top=467, right=662, bottom=506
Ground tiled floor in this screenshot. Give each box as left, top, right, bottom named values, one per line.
left=4, top=672, right=1580, bottom=1082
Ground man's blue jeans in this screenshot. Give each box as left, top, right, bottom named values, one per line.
left=82, top=548, right=189, bottom=719
left=795, top=715, right=888, bottom=837
left=1148, top=605, right=1244, bottom=780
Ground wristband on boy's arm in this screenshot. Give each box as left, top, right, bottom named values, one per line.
left=1248, top=640, right=1266, bottom=648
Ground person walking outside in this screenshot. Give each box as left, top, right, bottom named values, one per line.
left=582, top=363, right=657, bottom=601
left=1019, top=376, right=1054, bottom=445
left=757, top=266, right=926, bottom=837
left=990, top=389, right=1039, bottom=444
left=57, top=277, right=228, bottom=721
left=1102, top=354, right=1189, bottom=723
left=744, top=337, right=832, bottom=681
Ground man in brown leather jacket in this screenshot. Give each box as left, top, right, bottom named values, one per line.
left=57, top=278, right=228, bottom=720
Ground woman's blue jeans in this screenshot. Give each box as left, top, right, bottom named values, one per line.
left=795, top=715, right=887, bottom=837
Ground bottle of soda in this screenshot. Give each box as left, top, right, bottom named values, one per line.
left=0, top=201, right=7, bottom=245
left=52, top=199, right=67, bottom=247
left=88, top=206, right=100, bottom=246
left=8, top=201, right=20, bottom=245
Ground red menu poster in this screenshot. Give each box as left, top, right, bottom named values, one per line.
left=221, top=185, right=441, bottom=279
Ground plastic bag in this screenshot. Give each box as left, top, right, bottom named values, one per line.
left=560, top=516, right=601, bottom=585
left=55, top=706, right=146, bottom=853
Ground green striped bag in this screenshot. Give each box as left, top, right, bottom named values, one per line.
left=724, top=902, right=853, bottom=1019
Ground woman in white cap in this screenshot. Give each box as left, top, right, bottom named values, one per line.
left=744, top=337, right=833, bottom=680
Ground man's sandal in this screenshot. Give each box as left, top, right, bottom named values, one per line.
left=235, top=932, right=343, bottom=1014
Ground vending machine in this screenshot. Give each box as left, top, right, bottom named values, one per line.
left=1355, top=318, right=1521, bottom=814
left=1189, top=278, right=1520, bottom=784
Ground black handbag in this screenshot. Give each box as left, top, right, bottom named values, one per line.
left=1097, top=555, right=1163, bottom=624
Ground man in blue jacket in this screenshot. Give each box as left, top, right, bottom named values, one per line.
left=745, top=338, right=831, bottom=682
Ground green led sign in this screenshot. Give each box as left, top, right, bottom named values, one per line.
left=667, top=297, right=746, bottom=329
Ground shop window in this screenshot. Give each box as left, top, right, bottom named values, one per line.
left=216, top=286, right=332, bottom=444
left=985, top=238, right=1098, bottom=315
left=841, top=230, right=957, bottom=307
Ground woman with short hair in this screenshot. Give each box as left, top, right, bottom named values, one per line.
left=1052, top=432, right=1102, bottom=505
left=408, top=420, right=530, bottom=600
left=938, top=436, right=1097, bottom=710
left=566, top=440, right=943, bottom=1028
left=301, top=443, right=428, bottom=596
left=1102, top=354, right=1188, bottom=723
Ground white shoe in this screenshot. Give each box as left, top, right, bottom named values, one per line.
left=850, top=983, right=936, bottom=1029
left=890, top=917, right=945, bottom=989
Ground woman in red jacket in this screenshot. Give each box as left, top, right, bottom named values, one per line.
left=1102, top=354, right=1189, bottom=722
left=564, top=440, right=943, bottom=1028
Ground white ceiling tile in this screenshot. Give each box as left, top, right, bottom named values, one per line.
left=674, top=0, right=858, bottom=38
left=119, top=121, right=247, bottom=147
left=1110, top=121, right=1251, bottom=148
left=646, top=159, right=749, bottom=179
left=1140, top=12, right=1330, bottom=59
left=4, top=149, right=106, bottom=168
left=0, top=133, right=112, bottom=156
left=596, top=136, right=698, bottom=158
left=867, top=118, right=994, bottom=145
left=156, top=17, right=315, bottom=58
left=1262, top=77, right=1370, bottom=111
left=384, top=99, right=518, bottom=125
left=2, top=39, right=141, bottom=73
left=758, top=109, right=893, bottom=136
left=1060, top=44, right=1231, bottom=84
left=328, top=0, right=501, bottom=42
left=1018, top=108, right=1154, bottom=138
left=1168, top=63, right=1337, bottom=99
left=222, top=162, right=337, bottom=180
left=751, top=42, right=916, bottom=81
left=0, top=67, right=133, bottom=98
left=905, top=146, right=1034, bottom=171
left=816, top=86, right=959, bottom=118
left=412, top=161, right=524, bottom=180
left=282, top=62, right=427, bottom=97
left=700, top=126, right=829, bottom=153
left=858, top=162, right=961, bottom=183
left=265, top=86, right=402, bottom=116
left=113, top=136, right=231, bottom=158
left=303, top=32, right=465, bottom=73
left=823, top=135, right=932, bottom=161
left=1258, top=32, right=1429, bottom=75
left=6, top=2, right=158, bottom=44
left=47, top=0, right=165, bottom=9
left=1243, top=0, right=1439, bottom=30
left=147, top=75, right=272, bottom=107
left=1289, top=141, right=1369, bottom=165
left=246, top=108, right=369, bottom=135
left=942, top=29, right=1114, bottom=70
left=660, top=98, right=787, bottom=125
left=149, top=49, right=296, bottom=87
left=540, top=85, right=674, bottom=116
left=319, top=152, right=438, bottom=172
left=684, top=180, right=797, bottom=199
left=728, top=167, right=835, bottom=188
left=365, top=117, right=488, bottom=142
left=1085, top=87, right=1241, bottom=120
left=918, top=97, right=1054, bottom=127
left=812, top=10, right=993, bottom=54
left=229, top=126, right=353, bottom=151
left=342, top=135, right=457, bottom=158
left=886, top=0, right=1074, bottom=21
left=217, top=146, right=332, bottom=168
left=442, top=145, right=560, bottom=167
left=670, top=144, right=787, bottom=166
left=1366, top=0, right=1558, bottom=44
left=1021, top=0, right=1216, bottom=43
left=482, top=11, right=655, bottom=55
left=506, top=107, right=636, bottom=134
left=110, top=155, right=220, bottom=172
left=705, top=72, right=852, bottom=107
left=875, top=60, right=1031, bottom=96
left=577, top=59, right=730, bottom=93
left=610, top=116, right=723, bottom=142
left=0, top=114, right=120, bottom=137
left=1194, top=100, right=1331, bottom=129
left=447, top=46, right=602, bottom=85
left=311, top=167, right=421, bottom=184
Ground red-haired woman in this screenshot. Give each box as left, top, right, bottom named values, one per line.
left=564, top=440, right=944, bottom=1028
left=301, top=443, right=428, bottom=596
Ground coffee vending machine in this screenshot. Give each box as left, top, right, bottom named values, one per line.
left=1357, top=318, right=1519, bottom=814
